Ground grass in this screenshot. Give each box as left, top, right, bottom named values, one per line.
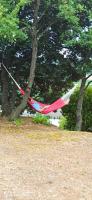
left=0, top=117, right=91, bottom=143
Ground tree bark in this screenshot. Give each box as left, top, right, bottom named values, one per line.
left=1, top=67, right=11, bottom=116
left=9, top=69, right=20, bottom=111
left=75, top=78, right=86, bottom=131
left=10, top=0, right=40, bottom=120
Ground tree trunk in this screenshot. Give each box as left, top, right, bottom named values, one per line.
left=10, top=0, right=40, bottom=120
left=1, top=67, right=11, bottom=116
left=75, top=78, right=86, bottom=131
left=10, top=69, right=20, bottom=111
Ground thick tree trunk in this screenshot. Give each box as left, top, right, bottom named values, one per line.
left=9, top=84, right=18, bottom=111
left=10, top=69, right=20, bottom=111
left=75, top=78, right=86, bottom=131
left=10, top=0, right=40, bottom=120
left=10, top=40, right=38, bottom=120
left=1, top=67, right=11, bottom=116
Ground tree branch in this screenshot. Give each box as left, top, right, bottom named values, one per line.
left=85, top=73, right=92, bottom=80
left=37, top=10, right=47, bottom=23
left=85, top=80, right=92, bottom=90
left=37, top=19, right=57, bottom=40
left=37, top=26, right=50, bottom=40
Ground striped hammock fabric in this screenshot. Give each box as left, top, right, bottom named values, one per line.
left=20, top=84, right=77, bottom=114
left=2, top=63, right=78, bottom=114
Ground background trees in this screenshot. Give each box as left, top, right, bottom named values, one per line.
left=0, top=0, right=92, bottom=130
left=63, top=85, right=92, bottom=131
left=0, top=0, right=29, bottom=115
left=61, top=0, right=92, bottom=130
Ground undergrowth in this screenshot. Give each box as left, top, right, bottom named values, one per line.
left=32, top=113, right=50, bottom=126
left=13, top=118, right=23, bottom=126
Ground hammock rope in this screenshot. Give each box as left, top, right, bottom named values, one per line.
left=2, top=63, right=78, bottom=114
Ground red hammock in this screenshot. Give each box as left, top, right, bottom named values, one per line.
left=20, top=88, right=70, bottom=114
left=2, top=63, right=77, bottom=114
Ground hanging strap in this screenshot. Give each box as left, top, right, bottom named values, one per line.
left=2, top=63, right=21, bottom=90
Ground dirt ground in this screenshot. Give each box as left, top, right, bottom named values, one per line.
left=0, top=117, right=92, bottom=200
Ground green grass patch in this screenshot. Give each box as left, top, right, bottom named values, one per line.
left=13, top=118, right=23, bottom=126
left=32, top=113, right=50, bottom=126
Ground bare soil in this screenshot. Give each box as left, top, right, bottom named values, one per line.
left=0, top=117, right=92, bottom=200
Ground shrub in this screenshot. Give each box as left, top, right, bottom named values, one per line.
left=14, top=118, right=23, bottom=126
left=63, top=86, right=92, bottom=131
left=32, top=113, right=50, bottom=126
left=59, top=116, right=68, bottom=130
left=82, top=86, right=92, bottom=131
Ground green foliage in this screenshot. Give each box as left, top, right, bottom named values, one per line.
left=0, top=0, right=29, bottom=42
left=0, top=0, right=92, bottom=118
left=82, top=86, right=92, bottom=131
left=59, top=116, right=68, bottom=130
left=63, top=86, right=92, bottom=131
left=0, top=16, right=27, bottom=42
left=59, top=1, right=92, bottom=52
left=32, top=114, right=50, bottom=126
left=58, top=0, right=84, bottom=29
left=11, top=0, right=30, bottom=17
left=13, top=118, right=23, bottom=126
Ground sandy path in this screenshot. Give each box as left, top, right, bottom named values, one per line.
left=0, top=120, right=92, bottom=200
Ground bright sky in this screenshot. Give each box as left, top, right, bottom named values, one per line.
left=88, top=76, right=92, bottom=81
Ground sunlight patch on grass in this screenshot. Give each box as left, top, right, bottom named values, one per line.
left=26, top=131, right=80, bottom=142
left=27, top=132, right=61, bottom=141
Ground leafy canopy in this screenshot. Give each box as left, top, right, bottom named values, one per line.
left=0, top=0, right=30, bottom=42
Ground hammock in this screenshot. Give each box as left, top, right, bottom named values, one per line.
left=19, top=87, right=76, bottom=114
left=2, top=63, right=78, bottom=114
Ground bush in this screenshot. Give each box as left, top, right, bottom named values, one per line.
left=82, top=86, right=92, bottom=131
left=14, top=118, right=23, bottom=126
left=63, top=86, right=92, bottom=131
left=59, top=116, right=68, bottom=130
left=32, top=113, right=50, bottom=126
